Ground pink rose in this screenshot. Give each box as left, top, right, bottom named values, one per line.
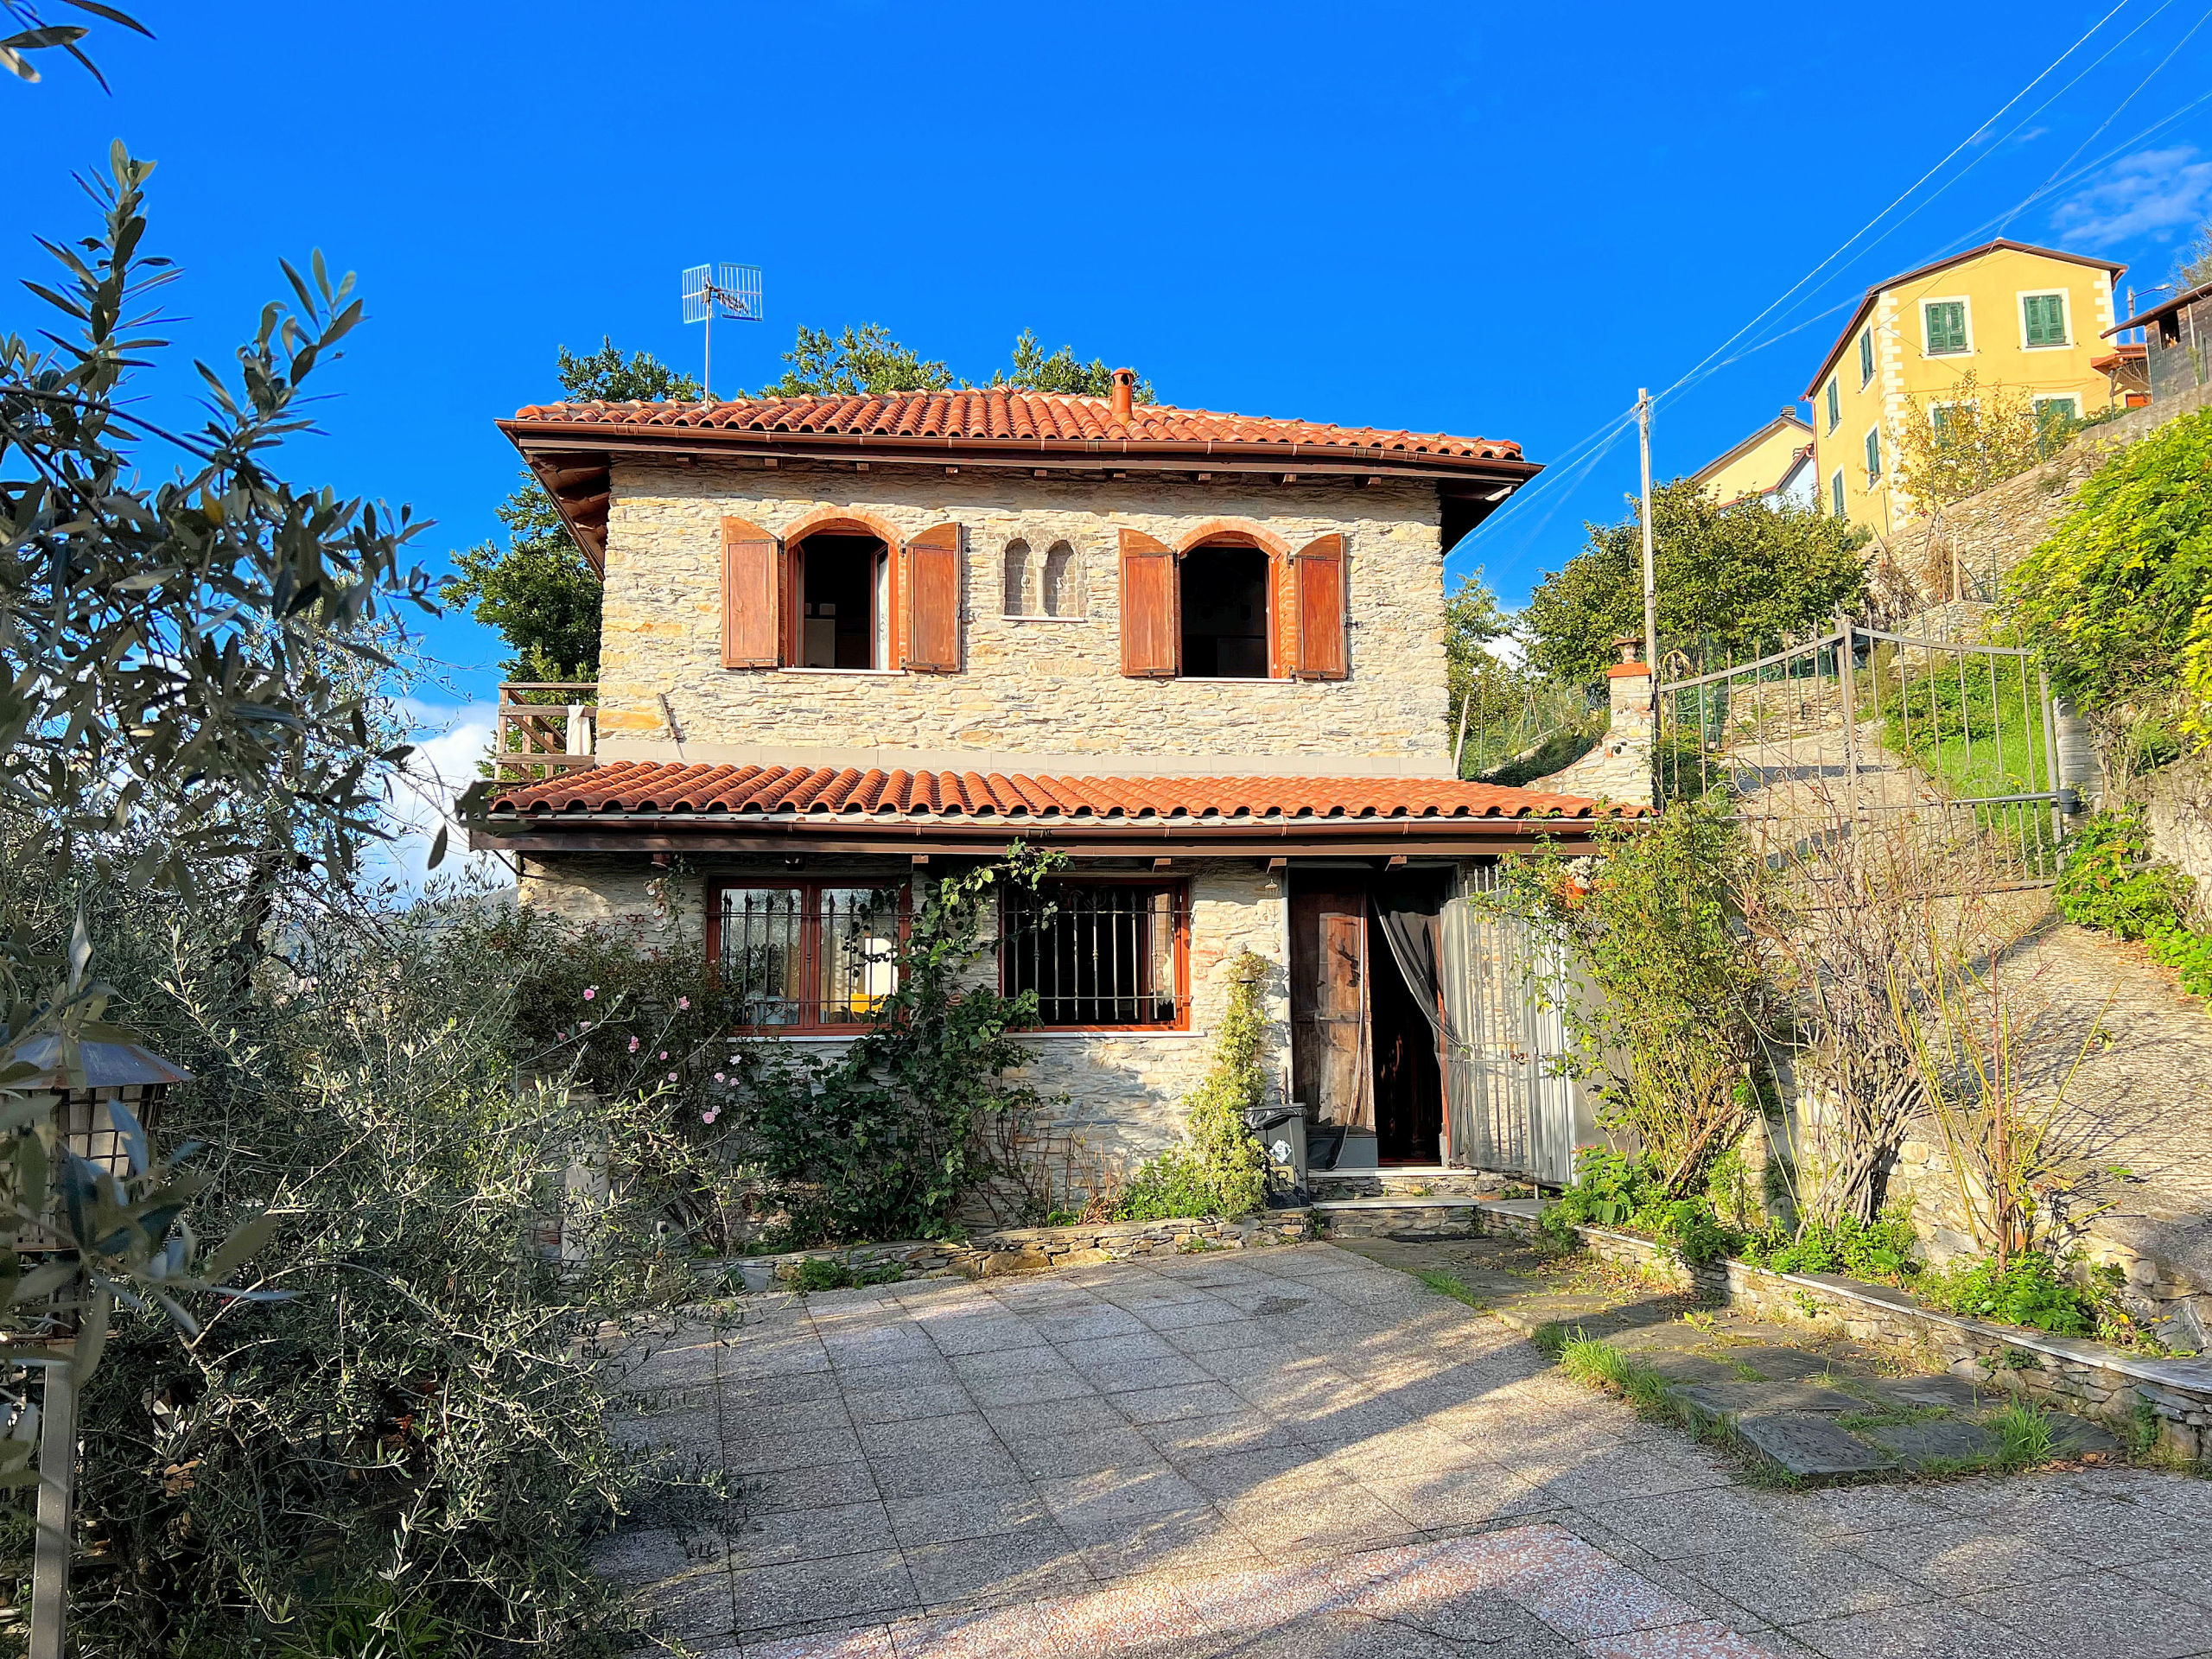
left=582, top=987, right=597, bottom=1001
left=677, top=996, right=690, bottom=1011
left=713, top=1071, right=725, bottom=1083
left=667, top=1071, right=678, bottom=1082
left=628, top=1037, right=640, bottom=1053
left=659, top=1052, right=669, bottom=1061
left=702, top=1109, right=719, bottom=1124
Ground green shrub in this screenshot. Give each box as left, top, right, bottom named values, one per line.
left=1916, top=1252, right=2098, bottom=1335
left=730, top=849, right=1061, bottom=1246
left=786, top=1256, right=905, bottom=1293
left=2005, top=407, right=2212, bottom=716
left=2056, top=812, right=2190, bottom=939
left=1742, top=1211, right=1918, bottom=1283
left=1117, top=953, right=1271, bottom=1223
left=2148, top=918, right=2212, bottom=1000
left=1541, top=1147, right=1745, bottom=1266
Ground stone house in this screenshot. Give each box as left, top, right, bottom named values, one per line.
left=461, top=372, right=1639, bottom=1177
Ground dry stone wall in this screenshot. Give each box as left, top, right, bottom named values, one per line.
left=595, top=461, right=1452, bottom=773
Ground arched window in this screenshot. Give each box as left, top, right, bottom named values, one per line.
left=1002, top=539, right=1032, bottom=616
left=1178, top=541, right=1270, bottom=678
left=1039, top=541, right=1078, bottom=617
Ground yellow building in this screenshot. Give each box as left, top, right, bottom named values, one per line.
left=1690, top=409, right=1815, bottom=508
left=1799, top=239, right=2128, bottom=535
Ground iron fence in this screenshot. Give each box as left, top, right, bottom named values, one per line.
left=1655, top=615, right=2068, bottom=890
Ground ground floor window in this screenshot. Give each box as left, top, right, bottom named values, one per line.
left=708, top=880, right=903, bottom=1032
left=1001, top=881, right=1190, bottom=1029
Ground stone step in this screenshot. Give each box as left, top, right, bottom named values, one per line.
left=1306, top=1167, right=1522, bottom=1202
left=1311, top=1196, right=1491, bottom=1240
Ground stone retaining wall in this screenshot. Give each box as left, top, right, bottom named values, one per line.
left=1482, top=1205, right=2212, bottom=1462
left=728, top=1209, right=1313, bottom=1289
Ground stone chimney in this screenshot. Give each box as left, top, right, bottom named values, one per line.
left=1110, top=367, right=1137, bottom=423
left=1526, top=635, right=1656, bottom=805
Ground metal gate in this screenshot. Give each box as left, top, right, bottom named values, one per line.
left=1654, top=615, right=2070, bottom=889
left=1441, top=868, right=1588, bottom=1187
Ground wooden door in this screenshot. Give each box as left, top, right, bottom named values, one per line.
left=1291, top=884, right=1371, bottom=1130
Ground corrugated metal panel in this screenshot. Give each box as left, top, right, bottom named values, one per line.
left=1443, top=869, right=1587, bottom=1188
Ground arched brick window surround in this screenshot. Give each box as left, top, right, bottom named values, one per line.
left=1174, top=518, right=1292, bottom=677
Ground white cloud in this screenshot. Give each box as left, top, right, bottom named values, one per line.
left=365, top=700, right=512, bottom=893
left=1481, top=633, right=1526, bottom=668
left=2050, top=146, right=2212, bottom=246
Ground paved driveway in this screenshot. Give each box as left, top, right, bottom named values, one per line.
left=604, top=1243, right=2212, bottom=1657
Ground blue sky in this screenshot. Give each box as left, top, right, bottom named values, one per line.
left=12, top=0, right=2212, bottom=876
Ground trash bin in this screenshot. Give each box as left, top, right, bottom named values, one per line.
left=1243, top=1107, right=1308, bottom=1204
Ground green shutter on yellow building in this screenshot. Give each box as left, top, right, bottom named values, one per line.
left=1925, top=302, right=1967, bottom=354
left=2023, top=293, right=2068, bottom=346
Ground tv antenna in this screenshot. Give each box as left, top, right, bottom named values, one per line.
left=682, top=264, right=763, bottom=400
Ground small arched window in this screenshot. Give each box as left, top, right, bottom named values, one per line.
left=1039, top=541, right=1078, bottom=617
left=1002, top=539, right=1032, bottom=616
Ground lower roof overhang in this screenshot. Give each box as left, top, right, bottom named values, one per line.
left=465, top=812, right=1618, bottom=860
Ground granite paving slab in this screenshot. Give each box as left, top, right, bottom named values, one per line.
left=603, top=1242, right=2205, bottom=1656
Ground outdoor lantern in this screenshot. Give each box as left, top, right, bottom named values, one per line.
left=12, top=1034, right=192, bottom=1179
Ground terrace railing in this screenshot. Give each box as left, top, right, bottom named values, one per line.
left=494, top=683, right=597, bottom=783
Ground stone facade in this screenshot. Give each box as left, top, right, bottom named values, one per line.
left=594, top=461, right=1453, bottom=775
left=1529, top=647, right=1652, bottom=805
left=1007, top=860, right=1290, bottom=1166
left=514, top=854, right=1296, bottom=1172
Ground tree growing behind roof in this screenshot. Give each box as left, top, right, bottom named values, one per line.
left=441, top=339, right=697, bottom=681
left=1521, top=480, right=1869, bottom=684
left=450, top=328, right=1156, bottom=678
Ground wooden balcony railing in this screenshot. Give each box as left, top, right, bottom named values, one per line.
left=494, top=683, right=597, bottom=782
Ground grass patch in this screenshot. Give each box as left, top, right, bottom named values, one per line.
left=1556, top=1331, right=1678, bottom=1418
left=1836, top=1404, right=1951, bottom=1431
left=1413, top=1268, right=1491, bottom=1312
left=1993, top=1401, right=2057, bottom=1469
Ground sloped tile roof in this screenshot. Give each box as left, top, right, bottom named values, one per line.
left=482, top=761, right=1641, bottom=822
left=506, top=390, right=1525, bottom=462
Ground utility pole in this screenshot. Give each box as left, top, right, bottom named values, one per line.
left=1637, top=389, right=1657, bottom=673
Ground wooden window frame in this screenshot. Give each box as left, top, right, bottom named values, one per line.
left=1179, top=533, right=1285, bottom=681
left=705, top=878, right=910, bottom=1035
left=998, top=876, right=1192, bottom=1033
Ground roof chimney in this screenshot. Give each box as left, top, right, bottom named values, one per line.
left=1110, top=367, right=1136, bottom=423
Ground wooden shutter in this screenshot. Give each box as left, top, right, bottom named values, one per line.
left=1292, top=533, right=1348, bottom=680
left=721, top=516, right=784, bottom=668
left=902, top=522, right=962, bottom=672
left=1118, top=529, right=1178, bottom=677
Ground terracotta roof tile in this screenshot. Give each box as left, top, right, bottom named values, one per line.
left=481, top=762, right=1643, bottom=823
left=506, top=390, right=1524, bottom=462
